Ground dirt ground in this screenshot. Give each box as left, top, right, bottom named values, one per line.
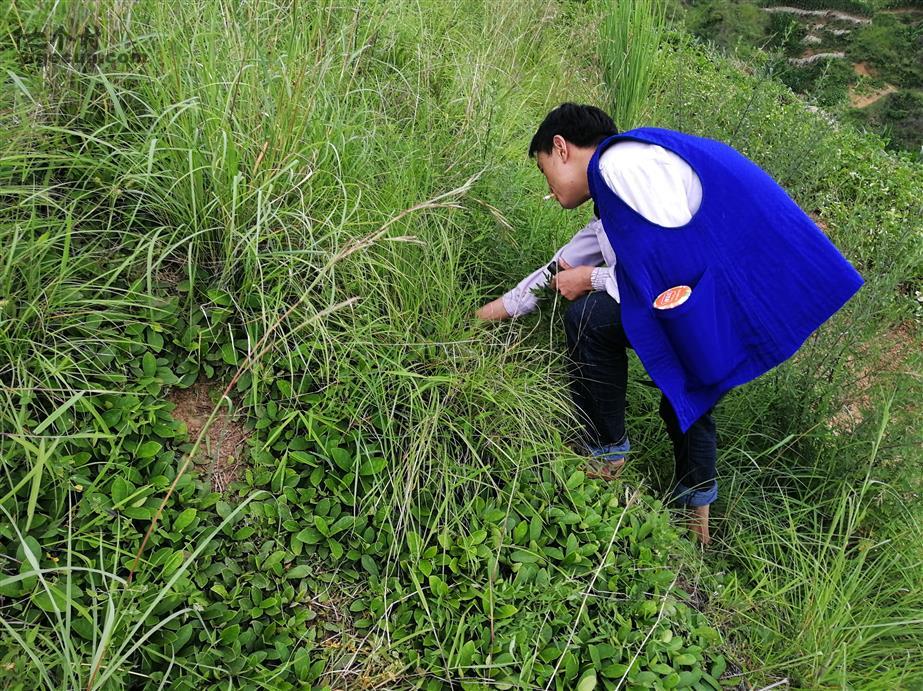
left=167, top=380, right=250, bottom=492
left=849, top=83, right=897, bottom=109
left=826, top=321, right=918, bottom=435
left=853, top=61, right=874, bottom=78
left=849, top=64, right=897, bottom=108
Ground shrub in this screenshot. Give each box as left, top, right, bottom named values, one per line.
left=777, top=56, right=856, bottom=106
left=683, top=0, right=770, bottom=53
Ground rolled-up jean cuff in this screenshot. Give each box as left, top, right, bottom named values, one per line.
left=672, top=481, right=717, bottom=507
left=587, top=435, right=630, bottom=462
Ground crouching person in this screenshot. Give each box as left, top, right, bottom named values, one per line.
left=477, top=103, right=863, bottom=545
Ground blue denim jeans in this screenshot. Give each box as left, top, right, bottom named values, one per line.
left=563, top=291, right=718, bottom=507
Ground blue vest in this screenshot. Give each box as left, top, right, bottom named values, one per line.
left=587, top=128, right=864, bottom=432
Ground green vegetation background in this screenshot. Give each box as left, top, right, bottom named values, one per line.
left=0, top=0, right=920, bottom=689
left=681, top=0, right=923, bottom=157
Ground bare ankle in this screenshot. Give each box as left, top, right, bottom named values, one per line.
left=688, top=504, right=711, bottom=546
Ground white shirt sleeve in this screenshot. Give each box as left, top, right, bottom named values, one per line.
left=599, top=141, right=702, bottom=227
left=501, top=218, right=608, bottom=317
left=600, top=266, right=619, bottom=303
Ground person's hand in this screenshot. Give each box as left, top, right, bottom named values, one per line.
left=475, top=297, right=511, bottom=321
left=550, top=258, right=593, bottom=300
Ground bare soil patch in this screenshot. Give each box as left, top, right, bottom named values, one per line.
left=808, top=210, right=830, bottom=234
left=849, top=83, right=897, bottom=109
left=167, top=380, right=250, bottom=492
left=827, top=322, right=918, bottom=435
left=853, top=61, right=875, bottom=78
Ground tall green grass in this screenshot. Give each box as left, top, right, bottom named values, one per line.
left=600, top=0, right=667, bottom=130
left=1, top=0, right=579, bottom=510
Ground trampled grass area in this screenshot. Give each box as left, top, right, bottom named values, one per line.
left=1, top=0, right=921, bottom=689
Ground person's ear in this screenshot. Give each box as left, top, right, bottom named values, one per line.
left=552, top=134, right=568, bottom=163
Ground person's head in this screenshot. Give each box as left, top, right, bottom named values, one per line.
left=529, top=103, right=617, bottom=209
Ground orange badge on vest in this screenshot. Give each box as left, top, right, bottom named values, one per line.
left=653, top=285, right=692, bottom=310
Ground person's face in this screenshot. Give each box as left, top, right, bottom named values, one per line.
left=535, top=135, right=591, bottom=209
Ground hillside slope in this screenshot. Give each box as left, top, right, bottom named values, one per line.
left=1, top=0, right=920, bottom=689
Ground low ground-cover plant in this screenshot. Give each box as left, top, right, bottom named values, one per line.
left=776, top=56, right=857, bottom=107
left=1, top=322, right=729, bottom=689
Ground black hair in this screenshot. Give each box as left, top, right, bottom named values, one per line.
left=528, top=103, right=618, bottom=158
